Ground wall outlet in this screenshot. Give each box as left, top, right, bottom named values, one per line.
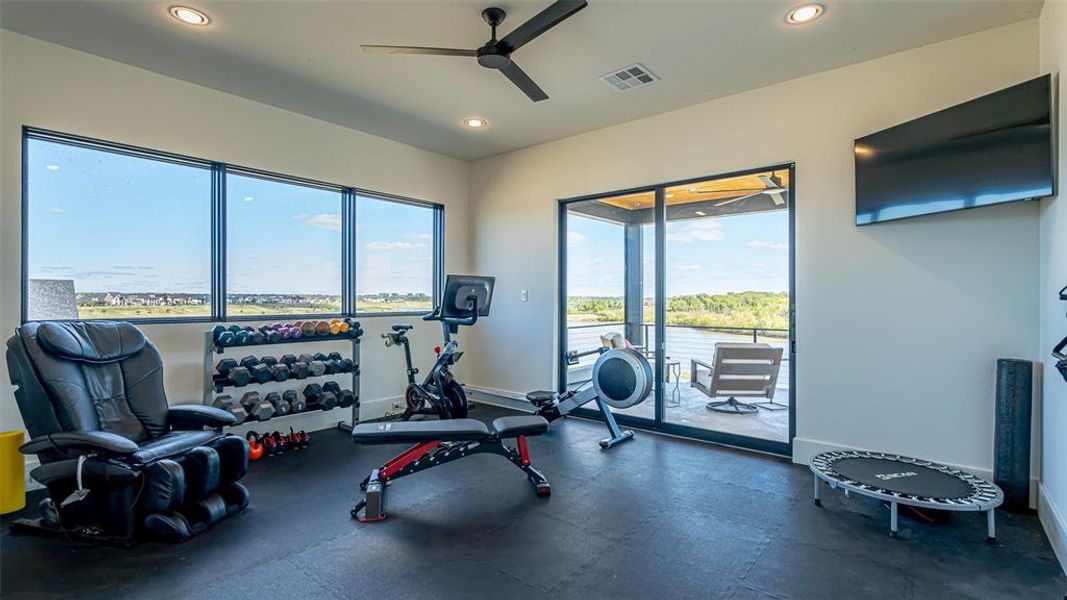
left=521, top=289, right=528, bottom=302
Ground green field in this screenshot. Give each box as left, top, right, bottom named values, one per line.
left=76, top=299, right=432, bottom=319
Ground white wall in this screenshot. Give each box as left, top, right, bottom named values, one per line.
left=0, top=31, right=472, bottom=434
left=467, top=20, right=1042, bottom=475
left=1038, top=0, right=1067, bottom=574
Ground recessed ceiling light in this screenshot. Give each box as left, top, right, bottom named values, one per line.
left=462, top=117, right=488, bottom=129
left=695, top=210, right=706, bottom=216
left=666, top=193, right=675, bottom=198
left=169, top=6, right=211, bottom=26
left=45, top=164, right=60, bottom=171
left=786, top=4, right=824, bottom=24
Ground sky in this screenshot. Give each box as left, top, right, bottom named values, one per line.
left=566, top=205, right=789, bottom=298
left=27, top=138, right=434, bottom=296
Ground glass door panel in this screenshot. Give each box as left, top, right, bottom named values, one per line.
left=660, top=169, right=792, bottom=444
left=562, top=191, right=655, bottom=423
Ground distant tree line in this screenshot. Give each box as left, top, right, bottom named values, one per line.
left=569, top=291, right=789, bottom=330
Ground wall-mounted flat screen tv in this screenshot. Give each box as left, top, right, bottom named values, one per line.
left=855, top=75, right=1054, bottom=225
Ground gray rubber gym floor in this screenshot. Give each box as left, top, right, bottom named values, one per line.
left=2, top=404, right=1064, bottom=599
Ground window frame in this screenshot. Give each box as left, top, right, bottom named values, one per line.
left=20, top=126, right=444, bottom=324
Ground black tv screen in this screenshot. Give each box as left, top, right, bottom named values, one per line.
left=855, top=75, right=1054, bottom=225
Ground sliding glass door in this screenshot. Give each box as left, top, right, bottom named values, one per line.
left=559, top=165, right=795, bottom=454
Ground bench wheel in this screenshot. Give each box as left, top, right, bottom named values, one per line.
left=535, top=483, right=551, bottom=497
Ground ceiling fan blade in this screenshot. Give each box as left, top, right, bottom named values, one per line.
left=693, top=188, right=763, bottom=194
left=361, top=45, right=477, bottom=57
left=499, top=0, right=588, bottom=52
left=767, top=191, right=787, bottom=206
left=716, top=191, right=764, bottom=206
left=500, top=61, right=549, bottom=102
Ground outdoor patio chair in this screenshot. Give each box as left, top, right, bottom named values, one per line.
left=691, top=343, right=784, bottom=414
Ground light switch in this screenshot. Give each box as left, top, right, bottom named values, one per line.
left=520, top=289, right=529, bottom=302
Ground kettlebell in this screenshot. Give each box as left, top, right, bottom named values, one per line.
left=246, top=431, right=264, bottom=461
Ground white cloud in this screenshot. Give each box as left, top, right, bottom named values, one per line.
left=747, top=240, right=788, bottom=251
left=291, top=213, right=309, bottom=220
left=301, top=213, right=342, bottom=231
left=402, top=233, right=433, bottom=240
left=365, top=241, right=427, bottom=250
left=676, top=263, right=701, bottom=271
left=667, top=220, right=725, bottom=244
left=567, top=231, right=586, bottom=243
left=47, top=207, right=65, bottom=214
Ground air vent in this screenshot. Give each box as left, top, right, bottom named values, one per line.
left=599, top=63, right=659, bottom=91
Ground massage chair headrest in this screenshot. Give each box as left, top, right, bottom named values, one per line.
left=36, top=321, right=147, bottom=364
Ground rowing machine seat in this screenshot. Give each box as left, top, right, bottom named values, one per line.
left=492, top=416, right=548, bottom=438
left=352, top=419, right=488, bottom=444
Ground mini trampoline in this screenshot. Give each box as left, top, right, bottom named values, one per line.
left=810, top=450, right=1003, bottom=541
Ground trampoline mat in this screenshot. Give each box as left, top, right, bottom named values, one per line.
left=831, top=457, right=974, bottom=500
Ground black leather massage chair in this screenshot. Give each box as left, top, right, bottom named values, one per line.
left=6, top=320, right=250, bottom=544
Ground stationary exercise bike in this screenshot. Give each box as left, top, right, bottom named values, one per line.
left=527, top=333, right=653, bottom=449
left=382, top=275, right=495, bottom=420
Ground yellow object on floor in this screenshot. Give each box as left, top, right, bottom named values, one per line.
left=0, top=430, right=26, bottom=514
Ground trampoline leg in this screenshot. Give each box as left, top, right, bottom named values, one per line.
left=889, top=501, right=899, bottom=538
left=986, top=509, right=996, bottom=544
left=813, top=475, right=821, bottom=507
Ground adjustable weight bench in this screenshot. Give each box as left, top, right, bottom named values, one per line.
left=350, top=415, right=551, bottom=522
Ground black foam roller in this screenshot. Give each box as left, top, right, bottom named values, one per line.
left=994, top=358, right=1032, bottom=513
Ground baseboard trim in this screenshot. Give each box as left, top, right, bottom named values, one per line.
left=1039, top=483, right=1067, bottom=576
left=466, top=386, right=535, bottom=413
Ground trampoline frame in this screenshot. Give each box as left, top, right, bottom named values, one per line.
left=810, top=450, right=1003, bottom=541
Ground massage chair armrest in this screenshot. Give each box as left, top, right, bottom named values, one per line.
left=168, top=405, right=236, bottom=430
left=20, top=431, right=139, bottom=458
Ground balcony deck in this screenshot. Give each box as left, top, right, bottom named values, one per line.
left=566, top=322, right=790, bottom=443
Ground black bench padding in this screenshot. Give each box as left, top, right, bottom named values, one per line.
left=492, top=416, right=549, bottom=438
left=352, top=416, right=550, bottom=445
left=353, top=419, right=489, bottom=444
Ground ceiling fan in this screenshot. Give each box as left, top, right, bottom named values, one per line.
left=361, top=1, right=588, bottom=102
left=690, top=175, right=788, bottom=207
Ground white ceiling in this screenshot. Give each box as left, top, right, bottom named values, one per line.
left=0, top=0, right=1043, bottom=160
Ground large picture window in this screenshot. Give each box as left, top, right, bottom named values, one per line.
left=21, top=128, right=443, bottom=322
left=226, top=173, right=342, bottom=315
left=25, top=137, right=212, bottom=320
left=355, top=195, right=438, bottom=314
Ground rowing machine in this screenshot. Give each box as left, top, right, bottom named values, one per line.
left=527, top=345, right=653, bottom=449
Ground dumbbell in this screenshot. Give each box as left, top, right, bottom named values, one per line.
left=298, top=353, right=314, bottom=365
left=213, top=395, right=248, bottom=424
left=306, top=360, right=326, bottom=377
left=338, top=358, right=354, bottom=373
left=323, top=381, right=356, bottom=409
left=280, top=354, right=298, bottom=367
left=314, top=321, right=330, bottom=336
left=283, top=389, right=306, bottom=413
left=290, top=362, right=310, bottom=379
left=324, top=359, right=341, bottom=375
left=216, top=358, right=239, bottom=376
left=264, top=391, right=291, bottom=416
left=240, top=391, right=275, bottom=421
left=304, top=383, right=336, bottom=409
left=300, top=322, right=316, bottom=337
left=260, top=356, right=278, bottom=368
left=227, top=366, right=252, bottom=387
left=303, top=383, right=323, bottom=404
left=270, top=363, right=290, bottom=382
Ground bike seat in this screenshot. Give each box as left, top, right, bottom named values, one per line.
left=391, top=324, right=414, bottom=332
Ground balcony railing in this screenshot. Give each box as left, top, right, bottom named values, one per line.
left=565, top=321, right=790, bottom=389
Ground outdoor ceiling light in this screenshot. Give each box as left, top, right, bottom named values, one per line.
left=169, top=6, right=211, bottom=26
left=786, top=4, right=824, bottom=24
left=462, top=117, right=488, bottom=129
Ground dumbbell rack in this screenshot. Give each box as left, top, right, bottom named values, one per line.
left=201, top=330, right=362, bottom=431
